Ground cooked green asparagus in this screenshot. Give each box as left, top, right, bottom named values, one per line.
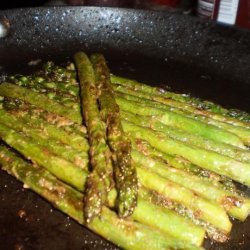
left=74, top=51, right=115, bottom=223
left=91, top=53, right=138, bottom=217
left=0, top=145, right=203, bottom=250
left=1, top=54, right=250, bottom=250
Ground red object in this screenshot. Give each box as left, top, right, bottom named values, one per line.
left=153, top=0, right=180, bottom=7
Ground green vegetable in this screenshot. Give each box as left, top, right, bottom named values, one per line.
left=74, top=51, right=114, bottom=223
left=123, top=121, right=250, bottom=187
left=0, top=145, right=203, bottom=250
left=91, top=53, right=138, bottom=217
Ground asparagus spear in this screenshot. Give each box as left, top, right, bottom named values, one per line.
left=74, top=51, right=114, bottom=223
left=110, top=75, right=250, bottom=122
left=0, top=109, right=88, bottom=169
left=116, top=97, right=245, bottom=148
left=140, top=187, right=228, bottom=243
left=1, top=62, right=248, bottom=232
left=4, top=80, right=243, bottom=151
left=132, top=149, right=250, bottom=221
left=121, top=110, right=250, bottom=163
left=1, top=89, right=246, bottom=198
left=1, top=103, right=88, bottom=150
left=122, top=121, right=250, bottom=187
left=5, top=62, right=112, bottom=221
left=0, top=146, right=203, bottom=250
left=91, top=53, right=137, bottom=217
left=43, top=61, right=77, bottom=83
left=0, top=117, right=216, bottom=240
left=0, top=123, right=87, bottom=191
left=3, top=98, right=242, bottom=223
left=15, top=58, right=137, bottom=215
left=0, top=101, right=205, bottom=190
left=3, top=90, right=248, bottom=164
left=133, top=190, right=205, bottom=245
left=132, top=138, right=238, bottom=192
left=3, top=79, right=247, bottom=149
left=3, top=98, right=231, bottom=189
left=9, top=72, right=79, bottom=98
left=0, top=139, right=206, bottom=246
left=9, top=74, right=79, bottom=108
left=135, top=164, right=232, bottom=234
left=9, top=63, right=250, bottom=128
left=0, top=83, right=82, bottom=123
left=113, top=84, right=250, bottom=129
left=118, top=92, right=250, bottom=145
left=10, top=73, right=250, bottom=146
left=2, top=59, right=250, bottom=247
left=117, top=92, right=250, bottom=146
left=6, top=77, right=246, bottom=173
left=0, top=93, right=244, bottom=188
left=10, top=75, right=76, bottom=106
left=0, top=83, right=248, bottom=188
left=17, top=95, right=221, bottom=184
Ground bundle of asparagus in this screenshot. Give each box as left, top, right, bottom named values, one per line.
left=0, top=52, right=250, bottom=250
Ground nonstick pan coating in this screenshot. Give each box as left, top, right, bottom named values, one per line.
left=0, top=7, right=250, bottom=250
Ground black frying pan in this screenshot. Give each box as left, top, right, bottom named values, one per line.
left=0, top=7, right=250, bottom=250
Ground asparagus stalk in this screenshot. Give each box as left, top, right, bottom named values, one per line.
left=9, top=74, right=79, bottom=108
left=0, top=146, right=203, bottom=250
left=0, top=83, right=82, bottom=123
left=9, top=63, right=250, bottom=128
left=110, top=75, right=250, bottom=122
left=0, top=118, right=230, bottom=233
left=0, top=140, right=206, bottom=246
left=0, top=123, right=87, bottom=191
left=10, top=73, right=250, bottom=146
left=9, top=73, right=79, bottom=98
left=0, top=92, right=246, bottom=195
left=133, top=189, right=205, bottom=245
left=140, top=187, right=228, bottom=243
left=0, top=119, right=211, bottom=244
left=2, top=103, right=88, bottom=148
left=3, top=98, right=231, bottom=189
left=2, top=58, right=250, bottom=246
left=117, top=92, right=250, bottom=146
left=116, top=97, right=245, bottom=148
left=0, top=109, right=88, bottom=169
left=113, top=84, right=250, bottom=129
left=91, top=53, right=137, bottom=217
left=4, top=91, right=248, bottom=166
left=4, top=80, right=243, bottom=151
left=3, top=80, right=247, bottom=149
left=132, top=149, right=250, bottom=221
left=122, top=120, right=250, bottom=187
left=42, top=61, right=77, bottom=83
left=1, top=61, right=248, bottom=235
left=74, top=51, right=114, bottom=223
left=5, top=100, right=244, bottom=220
left=6, top=98, right=242, bottom=190
left=1, top=103, right=212, bottom=192
left=135, top=164, right=232, bottom=234
left=1, top=83, right=248, bottom=188
left=0, top=102, right=236, bottom=227
left=4, top=85, right=247, bottom=188
left=131, top=138, right=237, bottom=192
left=121, top=110, right=250, bottom=163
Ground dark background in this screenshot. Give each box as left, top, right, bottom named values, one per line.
left=0, top=1, right=48, bottom=9
left=0, top=0, right=197, bottom=12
